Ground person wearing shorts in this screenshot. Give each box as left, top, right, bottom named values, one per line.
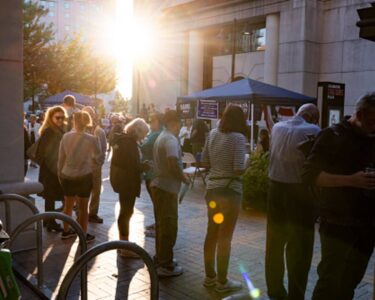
left=58, top=111, right=102, bottom=242
left=60, top=174, right=93, bottom=198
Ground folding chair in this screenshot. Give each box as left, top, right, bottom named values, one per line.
left=182, top=152, right=207, bottom=187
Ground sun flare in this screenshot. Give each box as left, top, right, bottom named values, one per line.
left=113, top=0, right=156, bottom=99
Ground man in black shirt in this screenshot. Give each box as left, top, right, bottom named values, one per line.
left=303, top=93, right=375, bottom=300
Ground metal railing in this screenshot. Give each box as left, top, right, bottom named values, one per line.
left=0, top=194, right=43, bottom=283
left=57, top=240, right=159, bottom=300
left=7, top=212, right=88, bottom=300
left=1, top=194, right=159, bottom=299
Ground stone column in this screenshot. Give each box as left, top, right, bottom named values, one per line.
left=264, top=14, right=280, bottom=85
left=0, top=0, right=42, bottom=194
left=187, top=31, right=204, bottom=94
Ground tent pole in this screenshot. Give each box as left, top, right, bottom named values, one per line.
left=250, top=103, right=254, bottom=151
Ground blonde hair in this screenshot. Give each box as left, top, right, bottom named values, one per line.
left=74, top=111, right=92, bottom=131
left=124, top=118, right=150, bottom=141
left=39, top=106, right=67, bottom=135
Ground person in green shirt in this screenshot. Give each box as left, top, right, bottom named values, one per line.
left=141, top=112, right=164, bottom=237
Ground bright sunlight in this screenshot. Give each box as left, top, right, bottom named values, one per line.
left=113, top=0, right=156, bottom=99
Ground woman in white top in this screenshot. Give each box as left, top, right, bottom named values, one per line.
left=179, top=118, right=193, bottom=152
left=58, top=111, right=102, bottom=242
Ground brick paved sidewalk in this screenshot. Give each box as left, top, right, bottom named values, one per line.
left=14, top=162, right=374, bottom=300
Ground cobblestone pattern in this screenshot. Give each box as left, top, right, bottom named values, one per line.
left=14, top=163, right=374, bottom=300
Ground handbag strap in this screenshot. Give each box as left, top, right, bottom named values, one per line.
left=209, top=176, right=242, bottom=188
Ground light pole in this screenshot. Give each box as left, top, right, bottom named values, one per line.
left=231, top=18, right=237, bottom=82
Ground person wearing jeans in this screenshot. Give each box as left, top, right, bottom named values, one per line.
left=82, top=106, right=107, bottom=224
left=141, top=112, right=163, bottom=237
left=204, top=188, right=241, bottom=285
left=151, top=187, right=178, bottom=268
left=201, top=105, right=247, bottom=293
left=150, top=110, right=190, bottom=277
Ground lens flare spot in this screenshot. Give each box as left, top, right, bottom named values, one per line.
left=250, top=288, right=261, bottom=299
left=213, top=213, right=224, bottom=224
left=208, top=201, right=216, bottom=209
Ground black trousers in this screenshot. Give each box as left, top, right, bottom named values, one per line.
left=145, top=179, right=156, bottom=225
left=151, top=187, right=178, bottom=269
left=118, top=192, right=137, bottom=239
left=204, top=188, right=241, bottom=283
left=265, top=180, right=315, bottom=300
left=312, top=222, right=375, bottom=300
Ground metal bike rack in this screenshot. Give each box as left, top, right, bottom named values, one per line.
left=7, top=212, right=88, bottom=300
left=0, top=194, right=42, bottom=281
left=0, top=193, right=40, bottom=233
left=57, top=240, right=159, bottom=300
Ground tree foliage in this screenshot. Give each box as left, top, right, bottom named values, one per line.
left=109, top=91, right=129, bottom=113
left=23, top=0, right=54, bottom=101
left=23, top=1, right=116, bottom=103
left=243, top=152, right=270, bottom=211
left=43, top=36, right=116, bottom=96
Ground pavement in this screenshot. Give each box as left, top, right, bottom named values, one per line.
left=13, top=161, right=374, bottom=300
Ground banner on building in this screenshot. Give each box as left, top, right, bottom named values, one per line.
left=197, top=100, right=219, bottom=119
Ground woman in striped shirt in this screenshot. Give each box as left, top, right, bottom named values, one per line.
left=201, top=105, right=248, bottom=293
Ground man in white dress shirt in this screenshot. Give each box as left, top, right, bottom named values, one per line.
left=265, top=104, right=320, bottom=300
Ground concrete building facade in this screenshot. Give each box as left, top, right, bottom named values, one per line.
left=0, top=0, right=41, bottom=194
left=35, top=0, right=114, bottom=42
left=136, top=0, right=375, bottom=114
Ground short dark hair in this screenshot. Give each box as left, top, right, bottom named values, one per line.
left=219, top=105, right=249, bottom=137
left=163, top=110, right=179, bottom=127
left=63, top=95, right=76, bottom=107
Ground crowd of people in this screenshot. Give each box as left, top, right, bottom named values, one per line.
left=23, top=92, right=375, bottom=299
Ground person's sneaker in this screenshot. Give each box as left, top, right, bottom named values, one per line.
left=117, top=249, right=139, bottom=259
left=89, top=215, right=103, bottom=224
left=61, top=229, right=76, bottom=240
left=85, top=233, right=95, bottom=243
left=153, top=256, right=178, bottom=266
left=203, top=276, right=216, bottom=287
left=215, top=279, right=242, bottom=293
left=157, top=265, right=183, bottom=278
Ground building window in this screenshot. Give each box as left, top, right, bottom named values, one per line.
left=40, top=1, right=46, bottom=7
left=80, top=3, right=85, bottom=10
left=49, top=1, right=55, bottom=8
left=64, top=2, right=70, bottom=9
left=211, top=22, right=266, bottom=56
left=48, top=11, right=55, bottom=17
left=64, top=13, right=70, bottom=18
left=64, top=25, right=70, bottom=31
left=254, top=28, right=266, bottom=51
